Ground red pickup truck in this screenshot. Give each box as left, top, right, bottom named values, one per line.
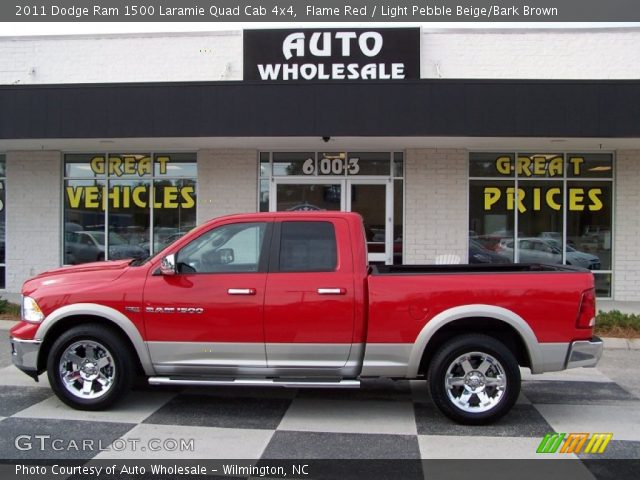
left=10, top=212, right=602, bottom=424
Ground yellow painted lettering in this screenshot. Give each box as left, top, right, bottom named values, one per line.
left=517, top=156, right=532, bottom=177
left=85, top=186, right=100, bottom=208
left=516, top=188, right=526, bottom=213
left=569, top=157, right=585, bottom=176
left=132, top=186, right=147, bottom=208
left=108, top=156, right=123, bottom=177
left=483, top=187, right=502, bottom=210
left=533, top=156, right=547, bottom=176
left=107, top=186, right=121, bottom=209
left=163, top=187, right=179, bottom=208
left=546, top=188, right=562, bottom=210
left=569, top=188, right=585, bottom=211
left=66, top=186, right=83, bottom=208
left=122, top=156, right=137, bottom=175
left=548, top=156, right=563, bottom=177
left=588, top=188, right=603, bottom=211
left=495, top=156, right=512, bottom=175
left=505, top=187, right=516, bottom=211
left=180, top=187, right=196, bottom=208
left=90, top=156, right=105, bottom=175
left=156, top=156, right=170, bottom=175
left=533, top=187, right=541, bottom=211
left=138, top=156, right=152, bottom=176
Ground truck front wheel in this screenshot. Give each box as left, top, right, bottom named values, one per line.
left=47, top=324, right=135, bottom=410
left=428, top=334, right=521, bottom=425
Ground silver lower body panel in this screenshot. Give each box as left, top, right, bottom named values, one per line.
left=10, top=337, right=41, bottom=379
left=566, top=336, right=604, bottom=369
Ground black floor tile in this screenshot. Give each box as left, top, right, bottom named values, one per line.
left=142, top=393, right=292, bottom=430
left=414, top=403, right=554, bottom=437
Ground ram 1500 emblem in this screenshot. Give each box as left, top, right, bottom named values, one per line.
left=145, top=307, right=204, bottom=314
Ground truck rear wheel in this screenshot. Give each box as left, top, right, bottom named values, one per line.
left=427, top=334, right=520, bottom=425
left=47, top=324, right=135, bottom=410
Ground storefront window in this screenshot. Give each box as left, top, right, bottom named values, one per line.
left=469, top=152, right=614, bottom=297
left=63, top=153, right=197, bottom=264
left=0, top=155, right=5, bottom=288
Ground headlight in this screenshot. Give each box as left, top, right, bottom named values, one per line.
left=22, top=296, right=44, bottom=323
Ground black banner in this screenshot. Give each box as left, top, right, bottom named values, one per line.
left=243, top=28, right=420, bottom=82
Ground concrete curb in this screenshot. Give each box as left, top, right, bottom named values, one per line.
left=1, top=319, right=638, bottom=349
left=602, top=337, right=640, bottom=351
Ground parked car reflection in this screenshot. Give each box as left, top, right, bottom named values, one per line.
left=499, top=237, right=600, bottom=269
left=65, top=231, right=147, bottom=264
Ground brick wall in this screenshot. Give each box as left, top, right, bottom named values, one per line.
left=196, top=149, right=258, bottom=223
left=421, top=29, right=640, bottom=79
left=404, top=149, right=468, bottom=264
left=613, top=150, right=640, bottom=301
left=0, top=31, right=241, bottom=85
left=2, top=28, right=640, bottom=85
left=5, top=151, right=61, bottom=292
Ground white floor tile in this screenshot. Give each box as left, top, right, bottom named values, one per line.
left=418, top=434, right=577, bottom=459
left=0, top=366, right=50, bottom=388
left=93, top=423, right=274, bottom=459
left=13, top=390, right=176, bottom=424
left=278, top=398, right=417, bottom=435
left=536, top=404, right=640, bottom=441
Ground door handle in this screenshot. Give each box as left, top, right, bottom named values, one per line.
left=227, top=288, right=256, bottom=295
left=317, top=288, right=346, bottom=295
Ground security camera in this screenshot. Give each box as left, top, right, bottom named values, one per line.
left=322, top=136, right=331, bottom=143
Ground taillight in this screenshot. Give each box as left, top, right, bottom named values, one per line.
left=576, top=288, right=596, bottom=329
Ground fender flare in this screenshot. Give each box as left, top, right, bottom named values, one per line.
left=406, top=304, right=542, bottom=377
left=35, top=303, right=155, bottom=376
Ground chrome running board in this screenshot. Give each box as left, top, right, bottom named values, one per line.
left=148, top=377, right=360, bottom=388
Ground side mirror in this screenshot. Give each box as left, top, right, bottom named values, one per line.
left=160, top=254, right=177, bottom=276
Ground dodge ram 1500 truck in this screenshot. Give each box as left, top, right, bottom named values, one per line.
left=10, top=212, right=603, bottom=424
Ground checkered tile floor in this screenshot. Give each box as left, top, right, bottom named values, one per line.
left=1, top=341, right=639, bottom=480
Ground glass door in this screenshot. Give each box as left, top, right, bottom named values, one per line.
left=346, top=178, right=393, bottom=264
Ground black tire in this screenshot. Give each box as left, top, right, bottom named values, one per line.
left=47, top=324, right=135, bottom=410
left=427, top=334, right=520, bottom=425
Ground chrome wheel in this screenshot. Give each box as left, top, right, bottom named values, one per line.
left=444, top=351, right=506, bottom=413
left=59, top=340, right=116, bottom=400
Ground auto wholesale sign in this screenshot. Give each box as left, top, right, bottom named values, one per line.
left=243, top=28, right=420, bottom=82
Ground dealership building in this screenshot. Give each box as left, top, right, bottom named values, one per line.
left=0, top=26, right=639, bottom=302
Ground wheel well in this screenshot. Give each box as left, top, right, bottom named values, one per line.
left=417, top=317, right=532, bottom=375
left=37, top=315, right=145, bottom=376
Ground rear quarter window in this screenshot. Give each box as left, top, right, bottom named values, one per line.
left=279, top=221, right=337, bottom=272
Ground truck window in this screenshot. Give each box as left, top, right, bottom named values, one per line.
left=279, top=221, right=337, bottom=272
left=176, top=222, right=267, bottom=273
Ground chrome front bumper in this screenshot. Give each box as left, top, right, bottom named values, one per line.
left=566, top=336, right=603, bottom=369
left=10, top=337, right=41, bottom=380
